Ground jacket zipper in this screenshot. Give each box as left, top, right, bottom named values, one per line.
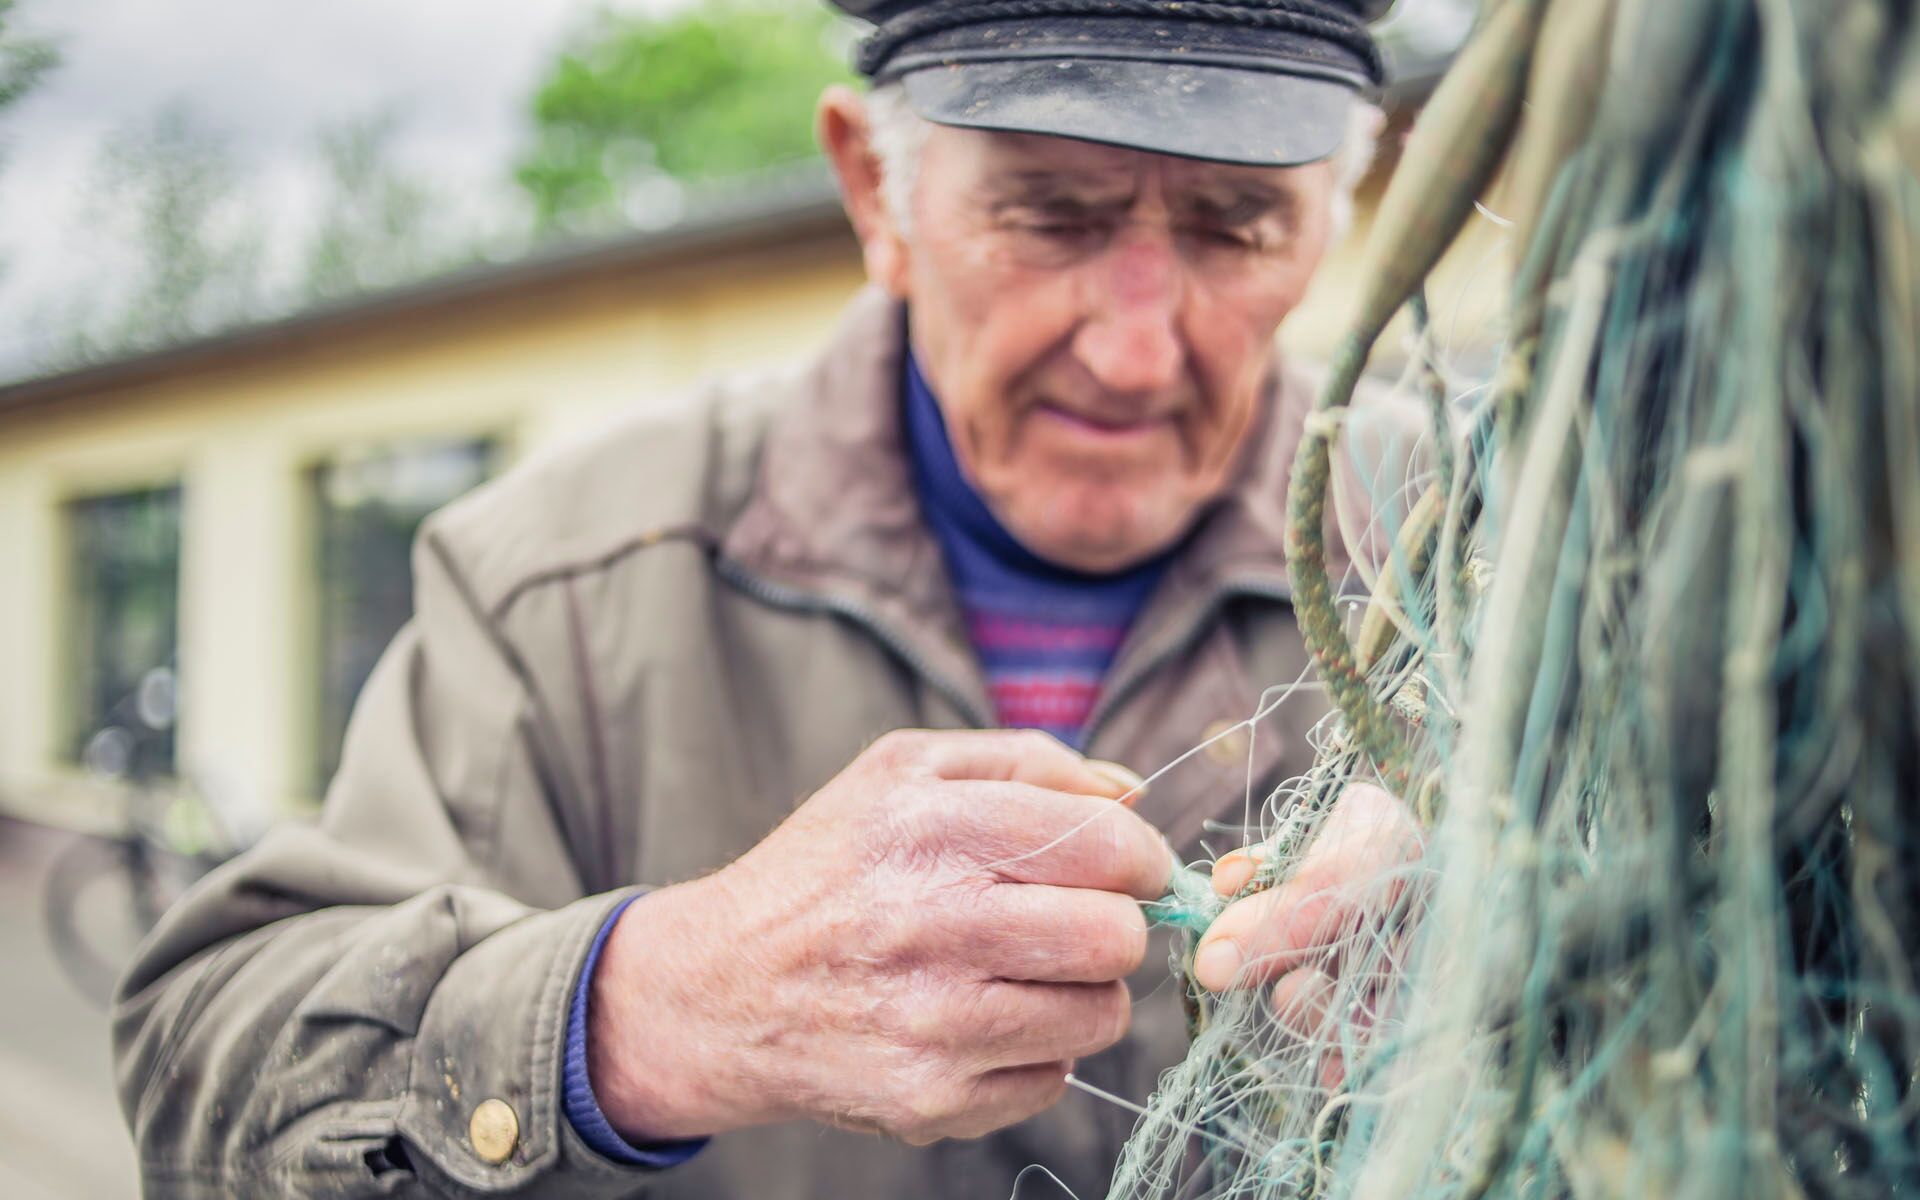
left=721, top=557, right=1296, bottom=751
left=715, top=557, right=996, bottom=729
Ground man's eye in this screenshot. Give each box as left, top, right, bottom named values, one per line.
left=1189, top=225, right=1259, bottom=250
left=1023, top=220, right=1104, bottom=241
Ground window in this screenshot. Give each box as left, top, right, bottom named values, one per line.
left=312, top=438, right=493, bottom=791
left=66, top=486, right=183, bottom=776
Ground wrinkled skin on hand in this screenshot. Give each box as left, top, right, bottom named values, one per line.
left=1194, top=783, right=1425, bottom=1089
left=589, top=729, right=1173, bottom=1144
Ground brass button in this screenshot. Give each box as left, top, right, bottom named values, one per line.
left=469, top=1098, right=519, bottom=1164
left=1202, top=718, right=1251, bottom=767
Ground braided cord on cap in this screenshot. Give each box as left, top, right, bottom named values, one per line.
left=857, top=0, right=1383, bottom=84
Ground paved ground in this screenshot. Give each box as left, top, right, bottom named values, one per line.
left=0, top=818, right=141, bottom=1198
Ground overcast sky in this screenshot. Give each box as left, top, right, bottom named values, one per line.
left=0, top=0, right=694, bottom=375
left=0, top=0, right=1472, bottom=380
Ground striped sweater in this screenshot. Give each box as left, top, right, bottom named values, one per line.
left=904, top=354, right=1168, bottom=746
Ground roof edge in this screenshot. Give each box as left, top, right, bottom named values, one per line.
left=0, top=167, right=852, bottom=417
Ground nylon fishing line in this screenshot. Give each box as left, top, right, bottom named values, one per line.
left=1092, top=0, right=1920, bottom=1196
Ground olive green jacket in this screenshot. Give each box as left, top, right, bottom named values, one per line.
left=113, top=288, right=1413, bottom=1198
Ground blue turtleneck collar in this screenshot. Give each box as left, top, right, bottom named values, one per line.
left=902, top=352, right=1170, bottom=606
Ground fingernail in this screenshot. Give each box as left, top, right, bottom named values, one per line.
left=1194, top=940, right=1242, bottom=991
left=1087, top=759, right=1147, bottom=800
left=1210, top=853, right=1256, bottom=897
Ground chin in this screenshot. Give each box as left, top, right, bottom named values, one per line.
left=1012, top=484, right=1189, bottom=573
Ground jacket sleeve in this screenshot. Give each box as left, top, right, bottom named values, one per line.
left=112, top=528, right=668, bottom=1199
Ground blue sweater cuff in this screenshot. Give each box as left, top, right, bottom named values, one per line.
left=563, top=894, right=710, bottom=1168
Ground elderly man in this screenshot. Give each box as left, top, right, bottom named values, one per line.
left=114, top=1, right=1417, bottom=1196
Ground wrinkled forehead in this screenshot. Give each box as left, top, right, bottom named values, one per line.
left=928, top=123, right=1328, bottom=206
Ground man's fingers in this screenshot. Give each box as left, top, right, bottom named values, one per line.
left=1192, top=845, right=1406, bottom=990
left=1305, top=784, right=1425, bottom=873
left=919, top=1061, right=1073, bottom=1143
left=1271, top=967, right=1361, bottom=1090
left=1193, top=784, right=1424, bottom=992
left=947, top=980, right=1132, bottom=1073
left=1210, top=847, right=1265, bottom=897
left=1270, top=965, right=1335, bottom=1042
left=968, top=884, right=1149, bottom=983
left=1192, top=874, right=1351, bottom=990
left=1085, top=759, right=1148, bottom=807
left=952, top=781, right=1173, bottom=900
left=920, top=729, right=1138, bottom=800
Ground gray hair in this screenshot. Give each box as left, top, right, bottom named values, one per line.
left=865, top=84, right=933, bottom=237
left=864, top=82, right=1382, bottom=240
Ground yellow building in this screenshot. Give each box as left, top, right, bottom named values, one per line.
left=0, top=179, right=864, bottom=830
left=0, top=154, right=1507, bottom=833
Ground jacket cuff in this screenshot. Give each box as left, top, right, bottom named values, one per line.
left=395, top=887, right=692, bottom=1197
left=563, top=894, right=710, bottom=1167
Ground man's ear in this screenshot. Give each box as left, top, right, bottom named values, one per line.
left=817, top=85, right=911, bottom=297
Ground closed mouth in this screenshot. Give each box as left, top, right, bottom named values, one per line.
left=1035, top=403, right=1174, bottom=439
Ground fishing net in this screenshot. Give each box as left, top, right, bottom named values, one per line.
left=1103, top=0, right=1920, bottom=1195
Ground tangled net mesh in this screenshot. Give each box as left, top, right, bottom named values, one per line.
left=1105, top=0, right=1920, bottom=1196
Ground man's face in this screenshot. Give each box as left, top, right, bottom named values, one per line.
left=890, top=122, right=1337, bottom=573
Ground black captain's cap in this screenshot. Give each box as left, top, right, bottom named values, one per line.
left=830, top=1, right=1391, bottom=168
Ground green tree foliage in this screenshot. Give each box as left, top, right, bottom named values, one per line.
left=56, top=104, right=266, bottom=364
left=0, top=0, right=55, bottom=121
left=0, top=0, right=58, bottom=282
left=515, top=0, right=854, bottom=231
left=301, top=110, right=458, bottom=305
left=47, top=105, right=465, bottom=367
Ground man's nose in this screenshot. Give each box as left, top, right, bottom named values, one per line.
left=1071, top=229, right=1185, bottom=396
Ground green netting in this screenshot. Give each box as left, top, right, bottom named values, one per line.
left=1104, top=0, right=1920, bottom=1195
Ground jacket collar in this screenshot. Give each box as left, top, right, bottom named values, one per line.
left=720, top=285, right=1319, bottom=729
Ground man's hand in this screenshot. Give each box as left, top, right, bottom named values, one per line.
left=587, top=729, right=1171, bottom=1144
left=1192, top=783, right=1423, bottom=1088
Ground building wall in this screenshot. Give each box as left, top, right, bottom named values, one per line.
left=0, top=181, right=1511, bottom=831
left=0, top=251, right=868, bottom=828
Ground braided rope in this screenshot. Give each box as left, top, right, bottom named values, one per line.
left=857, top=0, right=1382, bottom=83
left=1285, top=332, right=1414, bottom=789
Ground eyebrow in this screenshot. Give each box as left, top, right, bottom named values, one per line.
left=983, top=171, right=1303, bottom=228
left=982, top=172, right=1137, bottom=213
left=1180, top=182, right=1300, bottom=228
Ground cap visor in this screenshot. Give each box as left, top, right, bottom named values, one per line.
left=901, top=58, right=1357, bottom=167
